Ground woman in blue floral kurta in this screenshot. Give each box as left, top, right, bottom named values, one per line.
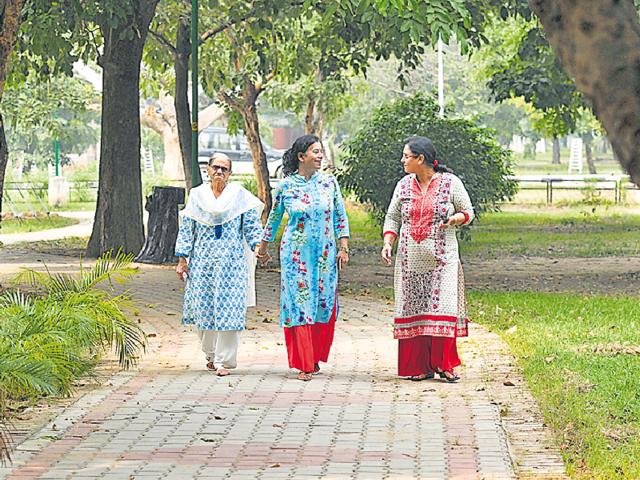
left=258, top=135, right=350, bottom=381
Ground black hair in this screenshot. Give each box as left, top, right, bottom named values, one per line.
left=403, top=136, right=453, bottom=174
left=282, top=134, right=320, bottom=176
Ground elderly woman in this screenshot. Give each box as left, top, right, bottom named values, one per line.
left=382, top=136, right=474, bottom=382
left=175, top=153, right=263, bottom=376
left=257, top=134, right=350, bottom=381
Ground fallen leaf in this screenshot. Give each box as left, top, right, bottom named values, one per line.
left=503, top=380, right=515, bottom=387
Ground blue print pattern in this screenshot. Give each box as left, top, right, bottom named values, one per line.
left=262, top=173, right=350, bottom=328
left=175, top=209, right=262, bottom=331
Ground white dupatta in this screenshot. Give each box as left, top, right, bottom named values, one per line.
left=180, top=182, right=264, bottom=307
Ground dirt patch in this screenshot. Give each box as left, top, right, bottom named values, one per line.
left=343, top=245, right=640, bottom=296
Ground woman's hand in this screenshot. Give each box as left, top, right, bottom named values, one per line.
left=440, top=213, right=464, bottom=229
left=176, top=259, right=189, bottom=281
left=337, top=250, right=349, bottom=271
left=381, top=242, right=394, bottom=265
left=256, top=242, right=271, bottom=267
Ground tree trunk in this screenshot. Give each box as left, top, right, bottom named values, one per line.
left=583, top=134, right=596, bottom=174
left=304, top=96, right=334, bottom=170
left=304, top=95, right=315, bottom=134
left=161, top=133, right=184, bottom=180
left=135, top=186, right=185, bottom=264
left=87, top=0, right=159, bottom=257
left=0, top=113, right=8, bottom=221
left=552, top=137, right=561, bottom=164
left=0, top=0, right=26, bottom=224
left=0, top=0, right=24, bottom=98
left=530, top=0, right=640, bottom=187
left=174, top=14, right=199, bottom=190
left=141, top=100, right=184, bottom=181
left=241, top=84, right=272, bottom=221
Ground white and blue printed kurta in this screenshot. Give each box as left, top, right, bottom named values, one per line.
left=175, top=183, right=263, bottom=331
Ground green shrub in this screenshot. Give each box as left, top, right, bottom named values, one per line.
left=338, top=93, right=518, bottom=224
left=0, top=250, right=146, bottom=464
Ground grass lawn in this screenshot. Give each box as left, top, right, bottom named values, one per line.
left=462, top=208, right=640, bottom=258
left=0, top=215, right=78, bottom=234
left=469, top=292, right=640, bottom=479
left=342, top=203, right=640, bottom=259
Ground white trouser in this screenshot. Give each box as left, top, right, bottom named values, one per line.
left=197, top=330, right=240, bottom=369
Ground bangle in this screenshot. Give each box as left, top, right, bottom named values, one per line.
left=339, top=247, right=349, bottom=255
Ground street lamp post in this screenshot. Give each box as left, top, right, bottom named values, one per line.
left=437, top=37, right=444, bottom=119
left=191, top=0, right=199, bottom=188
left=54, top=133, right=60, bottom=176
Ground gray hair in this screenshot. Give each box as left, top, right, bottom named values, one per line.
left=208, top=152, right=232, bottom=170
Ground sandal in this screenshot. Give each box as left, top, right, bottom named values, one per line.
left=206, top=361, right=216, bottom=371
left=297, top=372, right=312, bottom=381
left=312, top=363, right=321, bottom=375
left=216, top=368, right=231, bottom=377
left=409, top=372, right=435, bottom=381
left=436, top=369, right=460, bottom=383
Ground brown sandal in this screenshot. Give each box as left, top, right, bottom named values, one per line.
left=206, top=361, right=216, bottom=371
left=297, top=372, right=312, bottom=381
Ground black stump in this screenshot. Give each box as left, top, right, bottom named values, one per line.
left=135, top=186, right=186, bottom=264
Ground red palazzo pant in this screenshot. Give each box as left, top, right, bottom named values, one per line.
left=397, top=335, right=461, bottom=377
left=283, top=305, right=337, bottom=373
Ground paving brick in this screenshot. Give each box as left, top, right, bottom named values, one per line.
left=0, top=263, right=569, bottom=480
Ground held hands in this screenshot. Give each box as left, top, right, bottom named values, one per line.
left=256, top=246, right=272, bottom=267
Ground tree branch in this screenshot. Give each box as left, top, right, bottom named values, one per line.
left=217, top=91, right=243, bottom=113
left=149, top=29, right=177, bottom=55
left=198, top=102, right=225, bottom=131
left=199, top=2, right=258, bottom=45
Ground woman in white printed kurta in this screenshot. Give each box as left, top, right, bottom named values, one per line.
left=175, top=154, right=263, bottom=375
left=382, top=136, right=474, bottom=382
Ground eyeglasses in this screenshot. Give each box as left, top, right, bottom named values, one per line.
left=210, top=165, right=230, bottom=173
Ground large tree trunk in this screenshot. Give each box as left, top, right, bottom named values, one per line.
left=530, top=0, right=640, bottom=187
left=87, top=0, right=159, bottom=257
left=551, top=137, right=561, bottom=164
left=0, top=113, right=8, bottom=220
left=174, top=14, right=198, bottom=190
left=0, top=0, right=26, bottom=224
left=583, top=134, right=596, bottom=174
left=240, top=83, right=272, bottom=221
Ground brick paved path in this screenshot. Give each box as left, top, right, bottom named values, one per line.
left=0, top=258, right=567, bottom=479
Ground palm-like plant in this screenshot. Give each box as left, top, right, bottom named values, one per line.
left=0, top=250, right=146, bottom=464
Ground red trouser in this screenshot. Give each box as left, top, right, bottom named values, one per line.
left=283, top=310, right=336, bottom=373
left=397, top=335, right=461, bottom=377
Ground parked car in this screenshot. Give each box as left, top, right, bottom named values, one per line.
left=198, top=126, right=284, bottom=180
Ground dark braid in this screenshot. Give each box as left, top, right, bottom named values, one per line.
left=282, top=134, right=320, bottom=176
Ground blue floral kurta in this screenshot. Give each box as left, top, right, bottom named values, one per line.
left=262, top=173, right=350, bottom=328
left=175, top=210, right=262, bottom=331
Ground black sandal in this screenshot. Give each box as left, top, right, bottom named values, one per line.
left=409, top=372, right=435, bottom=381
left=436, top=369, right=460, bottom=383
